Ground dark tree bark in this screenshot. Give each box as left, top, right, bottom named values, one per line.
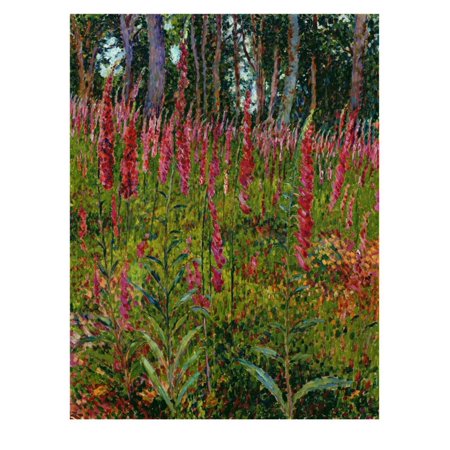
left=201, top=15, right=209, bottom=116
left=280, top=14, right=300, bottom=124
left=268, top=46, right=280, bottom=121
left=310, top=14, right=318, bottom=112
left=70, top=16, right=101, bottom=100
left=212, top=15, right=222, bottom=117
left=145, top=14, right=166, bottom=117
left=120, top=14, right=138, bottom=102
left=190, top=15, right=201, bottom=121
left=232, top=15, right=241, bottom=111
left=350, top=14, right=369, bottom=111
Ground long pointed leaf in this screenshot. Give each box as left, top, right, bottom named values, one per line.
left=141, top=357, right=175, bottom=414
left=175, top=372, right=200, bottom=406
left=141, top=332, right=167, bottom=368
left=293, top=376, right=352, bottom=405
left=173, top=326, right=201, bottom=372
left=237, top=358, right=286, bottom=414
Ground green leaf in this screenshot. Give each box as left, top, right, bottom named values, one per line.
left=293, top=377, right=352, bottom=405
left=141, top=332, right=167, bottom=368
left=253, top=346, right=282, bottom=362
left=169, top=267, right=186, bottom=295
left=146, top=255, right=163, bottom=267
left=176, top=372, right=200, bottom=406
left=191, top=306, right=210, bottom=319
left=128, top=280, right=162, bottom=312
left=97, top=316, right=113, bottom=328
left=291, top=318, right=324, bottom=335
left=175, top=288, right=197, bottom=309
left=173, top=326, right=201, bottom=372
left=237, top=358, right=286, bottom=414
left=290, top=352, right=312, bottom=363
left=172, top=252, right=188, bottom=267
left=141, top=357, right=175, bottom=414
left=147, top=315, right=167, bottom=349
left=172, top=315, right=187, bottom=336
left=167, top=239, right=182, bottom=255
left=178, top=349, right=202, bottom=382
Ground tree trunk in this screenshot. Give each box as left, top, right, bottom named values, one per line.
left=70, top=16, right=100, bottom=100
left=280, top=14, right=300, bottom=124
left=268, top=46, right=280, bottom=121
left=190, top=16, right=202, bottom=121
left=145, top=14, right=166, bottom=117
left=212, top=15, right=222, bottom=117
left=201, top=15, right=209, bottom=116
left=310, top=14, right=318, bottom=112
left=350, top=14, right=369, bottom=111
left=120, top=14, right=138, bottom=103
left=252, top=16, right=265, bottom=124
left=232, top=15, right=241, bottom=111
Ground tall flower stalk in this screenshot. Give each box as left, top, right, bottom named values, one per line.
left=97, top=73, right=115, bottom=190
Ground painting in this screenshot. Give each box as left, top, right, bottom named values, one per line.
left=70, top=13, right=379, bottom=419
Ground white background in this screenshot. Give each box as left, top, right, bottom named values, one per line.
left=1, top=0, right=449, bottom=449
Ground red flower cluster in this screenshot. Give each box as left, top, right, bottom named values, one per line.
left=199, top=125, right=209, bottom=186
left=158, top=118, right=174, bottom=184
left=186, top=260, right=210, bottom=308
left=329, top=111, right=358, bottom=211
left=238, top=91, right=255, bottom=214
left=176, top=109, right=193, bottom=196
left=211, top=267, right=224, bottom=293
left=78, top=207, right=88, bottom=251
left=209, top=199, right=227, bottom=269
left=98, top=74, right=115, bottom=190
left=294, top=125, right=315, bottom=272
left=120, top=112, right=139, bottom=200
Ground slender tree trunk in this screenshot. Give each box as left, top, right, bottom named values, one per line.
left=252, top=16, right=265, bottom=124
left=350, top=14, right=369, bottom=111
left=145, top=14, right=166, bottom=117
left=190, top=16, right=202, bottom=121
left=212, top=15, right=222, bottom=117
left=310, top=14, right=318, bottom=112
left=120, top=14, right=138, bottom=103
left=232, top=15, right=241, bottom=111
left=70, top=16, right=100, bottom=100
left=280, top=14, right=300, bottom=124
left=201, top=15, right=209, bottom=116
left=268, top=46, right=280, bottom=121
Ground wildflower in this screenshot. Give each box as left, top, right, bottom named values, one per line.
left=93, top=268, right=101, bottom=303
left=176, top=109, right=193, bottom=196
left=211, top=267, right=224, bottom=293
left=120, top=112, right=139, bottom=200
left=158, top=117, right=174, bottom=184
left=239, top=91, right=255, bottom=194
left=78, top=207, right=88, bottom=251
left=137, top=240, right=148, bottom=259
left=329, top=110, right=358, bottom=211
left=199, top=125, right=209, bottom=186
left=98, top=73, right=115, bottom=190
left=294, top=125, right=315, bottom=272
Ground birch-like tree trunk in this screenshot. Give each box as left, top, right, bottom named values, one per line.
left=232, top=15, right=241, bottom=111
left=280, top=14, right=300, bottom=124
left=268, top=46, right=280, bottom=120
left=350, top=14, right=369, bottom=111
left=145, top=14, right=166, bottom=117
left=120, top=14, right=138, bottom=103
left=212, top=15, right=222, bottom=116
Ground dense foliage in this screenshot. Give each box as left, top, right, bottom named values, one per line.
left=70, top=13, right=379, bottom=419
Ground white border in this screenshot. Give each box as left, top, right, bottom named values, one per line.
left=1, top=1, right=449, bottom=449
